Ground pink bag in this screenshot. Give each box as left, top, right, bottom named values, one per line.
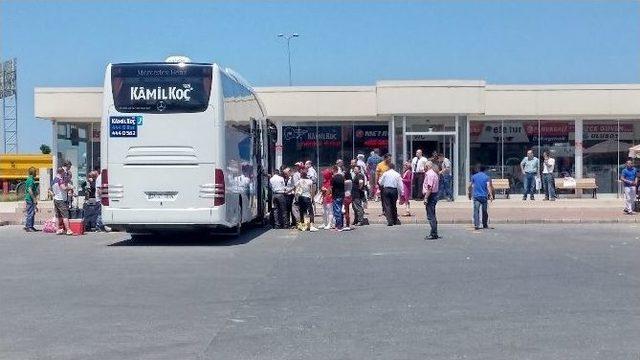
left=42, top=217, right=58, bottom=233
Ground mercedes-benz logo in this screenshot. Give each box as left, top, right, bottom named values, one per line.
left=156, top=101, right=167, bottom=112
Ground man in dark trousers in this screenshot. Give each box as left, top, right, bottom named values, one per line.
left=468, top=164, right=494, bottom=230
left=269, top=170, right=287, bottom=228
left=376, top=153, right=392, bottom=216
left=411, top=149, right=427, bottom=200
left=378, top=163, right=404, bottom=226
left=423, top=161, right=440, bottom=239
left=351, top=165, right=366, bottom=226
left=283, top=167, right=297, bottom=228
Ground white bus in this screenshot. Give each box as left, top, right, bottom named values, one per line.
left=100, top=58, right=277, bottom=234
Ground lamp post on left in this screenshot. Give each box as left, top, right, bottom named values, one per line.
left=277, top=33, right=300, bottom=86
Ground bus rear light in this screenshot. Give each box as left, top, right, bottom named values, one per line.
left=100, top=169, right=109, bottom=206
left=214, top=168, right=225, bottom=206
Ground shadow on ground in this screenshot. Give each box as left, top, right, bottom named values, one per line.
left=107, top=225, right=270, bottom=247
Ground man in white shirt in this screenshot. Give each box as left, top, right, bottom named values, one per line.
left=283, top=167, right=298, bottom=228
left=542, top=151, right=556, bottom=201
left=305, top=160, right=319, bottom=214
left=378, top=162, right=404, bottom=226
left=411, top=149, right=427, bottom=200
left=269, top=170, right=287, bottom=228
left=305, top=160, right=317, bottom=184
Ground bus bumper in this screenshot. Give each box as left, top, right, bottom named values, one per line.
left=102, top=207, right=234, bottom=230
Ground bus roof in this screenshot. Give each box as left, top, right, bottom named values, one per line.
left=111, top=61, right=215, bottom=66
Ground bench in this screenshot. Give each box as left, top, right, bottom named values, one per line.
left=491, top=178, right=511, bottom=199
left=554, top=178, right=598, bottom=198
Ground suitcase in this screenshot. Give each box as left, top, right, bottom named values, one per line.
left=83, top=202, right=100, bottom=231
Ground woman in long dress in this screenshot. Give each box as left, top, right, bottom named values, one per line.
left=400, top=161, right=413, bottom=216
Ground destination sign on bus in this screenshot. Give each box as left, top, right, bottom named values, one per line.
left=111, top=63, right=212, bottom=114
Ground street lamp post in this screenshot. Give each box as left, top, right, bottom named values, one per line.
left=277, top=33, right=299, bottom=86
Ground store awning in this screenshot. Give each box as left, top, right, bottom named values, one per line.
left=583, top=140, right=631, bottom=154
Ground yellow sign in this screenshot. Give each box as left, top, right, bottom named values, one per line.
left=0, top=154, right=53, bottom=180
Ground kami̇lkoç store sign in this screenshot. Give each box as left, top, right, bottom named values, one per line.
left=283, top=126, right=342, bottom=149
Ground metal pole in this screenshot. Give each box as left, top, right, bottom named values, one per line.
left=278, top=33, right=298, bottom=86
left=1, top=63, right=5, bottom=153
left=13, top=59, right=17, bottom=153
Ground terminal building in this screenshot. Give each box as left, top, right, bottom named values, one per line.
left=34, top=81, right=640, bottom=198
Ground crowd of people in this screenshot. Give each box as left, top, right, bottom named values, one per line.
left=28, top=149, right=579, bottom=238
left=269, top=148, right=457, bottom=239
left=23, top=160, right=110, bottom=234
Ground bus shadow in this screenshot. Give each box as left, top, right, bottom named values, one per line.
left=107, top=226, right=269, bottom=247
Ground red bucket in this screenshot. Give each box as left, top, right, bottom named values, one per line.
left=69, top=219, right=85, bottom=236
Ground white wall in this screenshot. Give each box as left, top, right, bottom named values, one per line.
left=485, top=85, right=640, bottom=117
left=34, top=83, right=640, bottom=122
left=376, top=80, right=486, bottom=115
left=255, top=86, right=377, bottom=118
left=35, top=87, right=103, bottom=121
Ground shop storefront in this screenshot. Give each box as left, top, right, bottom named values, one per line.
left=469, top=120, right=577, bottom=193
left=54, top=121, right=101, bottom=186
left=390, top=115, right=467, bottom=196
left=469, top=119, right=640, bottom=194
left=583, top=120, right=640, bottom=194
left=281, top=121, right=389, bottom=167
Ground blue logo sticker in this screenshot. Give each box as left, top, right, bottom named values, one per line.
left=110, top=116, right=138, bottom=137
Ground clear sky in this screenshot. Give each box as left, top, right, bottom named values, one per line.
left=1, top=0, right=639, bottom=152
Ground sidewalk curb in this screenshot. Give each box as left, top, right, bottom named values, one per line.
left=360, top=218, right=634, bottom=225
left=2, top=214, right=638, bottom=226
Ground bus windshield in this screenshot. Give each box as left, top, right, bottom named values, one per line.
left=111, top=63, right=212, bottom=114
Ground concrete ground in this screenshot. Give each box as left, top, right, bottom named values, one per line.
left=0, top=224, right=639, bottom=360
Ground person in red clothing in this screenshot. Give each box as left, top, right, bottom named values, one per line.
left=400, top=161, right=413, bottom=216
left=320, top=168, right=334, bottom=229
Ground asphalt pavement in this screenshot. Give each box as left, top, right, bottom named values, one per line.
left=0, top=224, right=639, bottom=360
